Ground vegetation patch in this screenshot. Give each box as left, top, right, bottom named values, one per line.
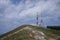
left=0, top=25, right=60, bottom=40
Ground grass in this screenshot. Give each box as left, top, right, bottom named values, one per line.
left=0, top=29, right=35, bottom=40
left=31, top=26, right=60, bottom=40
left=0, top=25, right=30, bottom=38
left=0, top=25, right=60, bottom=40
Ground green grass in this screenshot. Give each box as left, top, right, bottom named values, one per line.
left=2, top=30, right=35, bottom=40
left=31, top=26, right=60, bottom=40
left=0, top=25, right=31, bottom=38
left=0, top=25, right=60, bottom=40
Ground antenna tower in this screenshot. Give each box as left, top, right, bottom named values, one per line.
left=36, top=13, right=39, bottom=26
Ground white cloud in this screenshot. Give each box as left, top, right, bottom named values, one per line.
left=0, top=0, right=60, bottom=25
left=0, top=0, right=10, bottom=6
left=0, top=0, right=59, bottom=24
left=0, top=0, right=54, bottom=19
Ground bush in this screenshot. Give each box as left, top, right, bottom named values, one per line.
left=47, top=26, right=60, bottom=30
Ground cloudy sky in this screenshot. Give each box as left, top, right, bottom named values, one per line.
left=0, top=0, right=60, bottom=35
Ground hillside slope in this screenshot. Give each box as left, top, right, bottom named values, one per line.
left=0, top=25, right=60, bottom=40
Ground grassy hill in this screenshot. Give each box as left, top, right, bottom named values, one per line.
left=0, top=25, right=60, bottom=40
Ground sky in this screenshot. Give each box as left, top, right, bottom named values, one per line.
left=0, top=0, right=60, bottom=35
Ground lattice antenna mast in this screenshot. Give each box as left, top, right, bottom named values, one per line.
left=36, top=13, right=39, bottom=26
left=40, top=12, right=43, bottom=26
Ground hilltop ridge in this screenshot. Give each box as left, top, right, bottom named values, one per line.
left=0, top=25, right=60, bottom=40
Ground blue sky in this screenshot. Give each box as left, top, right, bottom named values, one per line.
left=0, top=0, right=60, bottom=35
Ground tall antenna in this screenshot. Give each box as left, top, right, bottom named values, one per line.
left=40, top=12, right=43, bottom=26
left=36, top=12, right=43, bottom=26
left=36, top=12, right=39, bottom=26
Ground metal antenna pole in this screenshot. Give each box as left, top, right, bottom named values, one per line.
left=40, top=13, right=43, bottom=26
left=36, top=13, right=39, bottom=26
